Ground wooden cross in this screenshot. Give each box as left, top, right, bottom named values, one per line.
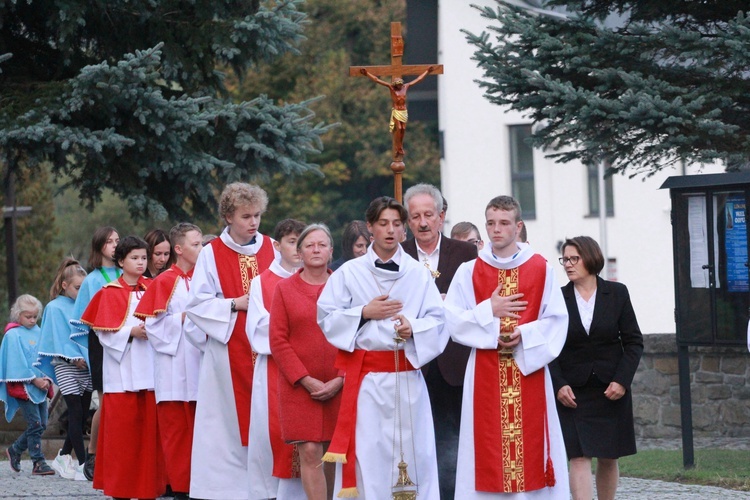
left=350, top=22, right=443, bottom=203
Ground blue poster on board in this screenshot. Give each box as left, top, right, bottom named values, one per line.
left=725, top=195, right=749, bottom=292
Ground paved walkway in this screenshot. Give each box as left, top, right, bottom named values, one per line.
left=1, top=460, right=749, bottom=499
left=2, top=437, right=750, bottom=499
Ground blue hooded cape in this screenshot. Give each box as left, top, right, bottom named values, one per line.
left=38, top=295, right=87, bottom=384
left=0, top=325, right=49, bottom=422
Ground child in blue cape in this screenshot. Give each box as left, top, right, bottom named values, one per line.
left=38, top=257, right=92, bottom=480
left=0, top=294, right=55, bottom=475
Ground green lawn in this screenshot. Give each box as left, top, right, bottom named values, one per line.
left=619, top=449, right=750, bottom=491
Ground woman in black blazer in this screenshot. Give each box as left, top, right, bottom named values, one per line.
left=549, top=236, right=643, bottom=500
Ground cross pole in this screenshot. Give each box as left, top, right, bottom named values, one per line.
left=350, top=22, right=443, bottom=203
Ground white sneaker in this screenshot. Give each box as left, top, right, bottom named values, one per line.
left=50, top=450, right=76, bottom=479
left=73, top=462, right=87, bottom=481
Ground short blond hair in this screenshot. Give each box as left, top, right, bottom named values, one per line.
left=10, top=294, right=43, bottom=323
left=219, top=183, right=269, bottom=221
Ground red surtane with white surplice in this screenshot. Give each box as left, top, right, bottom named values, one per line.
left=134, top=265, right=200, bottom=494
left=81, top=275, right=167, bottom=499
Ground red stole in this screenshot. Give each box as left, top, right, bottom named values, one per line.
left=211, top=235, right=275, bottom=446
left=80, top=276, right=151, bottom=331
left=472, top=255, right=554, bottom=493
left=258, top=270, right=300, bottom=479
left=134, top=265, right=193, bottom=320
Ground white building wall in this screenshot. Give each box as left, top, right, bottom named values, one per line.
left=437, top=1, right=724, bottom=333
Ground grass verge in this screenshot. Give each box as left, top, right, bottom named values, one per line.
left=619, top=449, right=750, bottom=491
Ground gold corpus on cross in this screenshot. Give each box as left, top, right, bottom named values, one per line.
left=349, top=22, right=443, bottom=203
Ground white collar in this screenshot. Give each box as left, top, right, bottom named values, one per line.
left=479, top=242, right=535, bottom=270
left=415, top=232, right=441, bottom=258
left=219, top=227, right=264, bottom=256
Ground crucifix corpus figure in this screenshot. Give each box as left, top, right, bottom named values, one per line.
left=350, top=22, right=443, bottom=202
left=359, top=66, right=435, bottom=161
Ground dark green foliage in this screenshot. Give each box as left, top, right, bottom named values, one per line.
left=547, top=1, right=749, bottom=24
left=0, top=0, right=333, bottom=220
left=464, top=1, right=750, bottom=176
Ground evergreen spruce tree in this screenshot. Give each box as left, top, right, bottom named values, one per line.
left=464, top=0, right=750, bottom=176
left=0, top=0, right=332, bottom=220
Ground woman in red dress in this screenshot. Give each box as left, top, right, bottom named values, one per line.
left=270, top=223, right=343, bottom=500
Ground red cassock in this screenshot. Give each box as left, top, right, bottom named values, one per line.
left=82, top=276, right=168, bottom=499
left=269, top=271, right=342, bottom=442
left=134, top=266, right=196, bottom=494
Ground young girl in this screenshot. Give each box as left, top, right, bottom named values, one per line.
left=38, top=258, right=92, bottom=480
left=69, top=226, right=119, bottom=480
left=0, top=294, right=55, bottom=476
left=80, top=236, right=166, bottom=499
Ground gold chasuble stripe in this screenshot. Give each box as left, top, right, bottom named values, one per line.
left=471, top=256, right=553, bottom=493
left=238, top=254, right=260, bottom=290
left=497, top=266, right=526, bottom=491
left=238, top=254, right=260, bottom=369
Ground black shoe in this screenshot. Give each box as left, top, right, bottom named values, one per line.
left=32, top=460, right=55, bottom=476
left=5, top=447, right=21, bottom=472
left=83, top=453, right=95, bottom=481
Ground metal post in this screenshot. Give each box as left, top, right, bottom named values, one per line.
left=3, top=164, right=18, bottom=305
left=677, top=344, right=695, bottom=468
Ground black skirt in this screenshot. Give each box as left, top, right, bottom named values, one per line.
left=556, top=374, right=637, bottom=460
left=88, top=330, right=104, bottom=392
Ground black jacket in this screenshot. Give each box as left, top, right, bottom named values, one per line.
left=550, top=277, right=644, bottom=394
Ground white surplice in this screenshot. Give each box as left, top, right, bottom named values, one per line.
left=444, top=244, right=570, bottom=499
left=185, top=228, right=278, bottom=500
left=145, top=276, right=201, bottom=403
left=97, top=294, right=155, bottom=393
left=246, top=260, right=304, bottom=500
left=317, top=245, right=448, bottom=500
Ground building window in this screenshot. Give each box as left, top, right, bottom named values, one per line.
left=509, top=125, right=535, bottom=219
left=587, top=163, right=614, bottom=217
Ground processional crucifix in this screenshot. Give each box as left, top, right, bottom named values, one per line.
left=349, top=22, right=443, bottom=203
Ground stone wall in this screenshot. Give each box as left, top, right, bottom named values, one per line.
left=632, top=333, right=750, bottom=439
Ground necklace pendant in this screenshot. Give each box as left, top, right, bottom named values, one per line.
left=423, top=260, right=441, bottom=279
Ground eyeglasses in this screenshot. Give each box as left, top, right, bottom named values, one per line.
left=558, top=256, right=580, bottom=266
left=467, top=238, right=483, bottom=247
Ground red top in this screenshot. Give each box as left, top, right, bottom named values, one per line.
left=269, top=270, right=341, bottom=443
